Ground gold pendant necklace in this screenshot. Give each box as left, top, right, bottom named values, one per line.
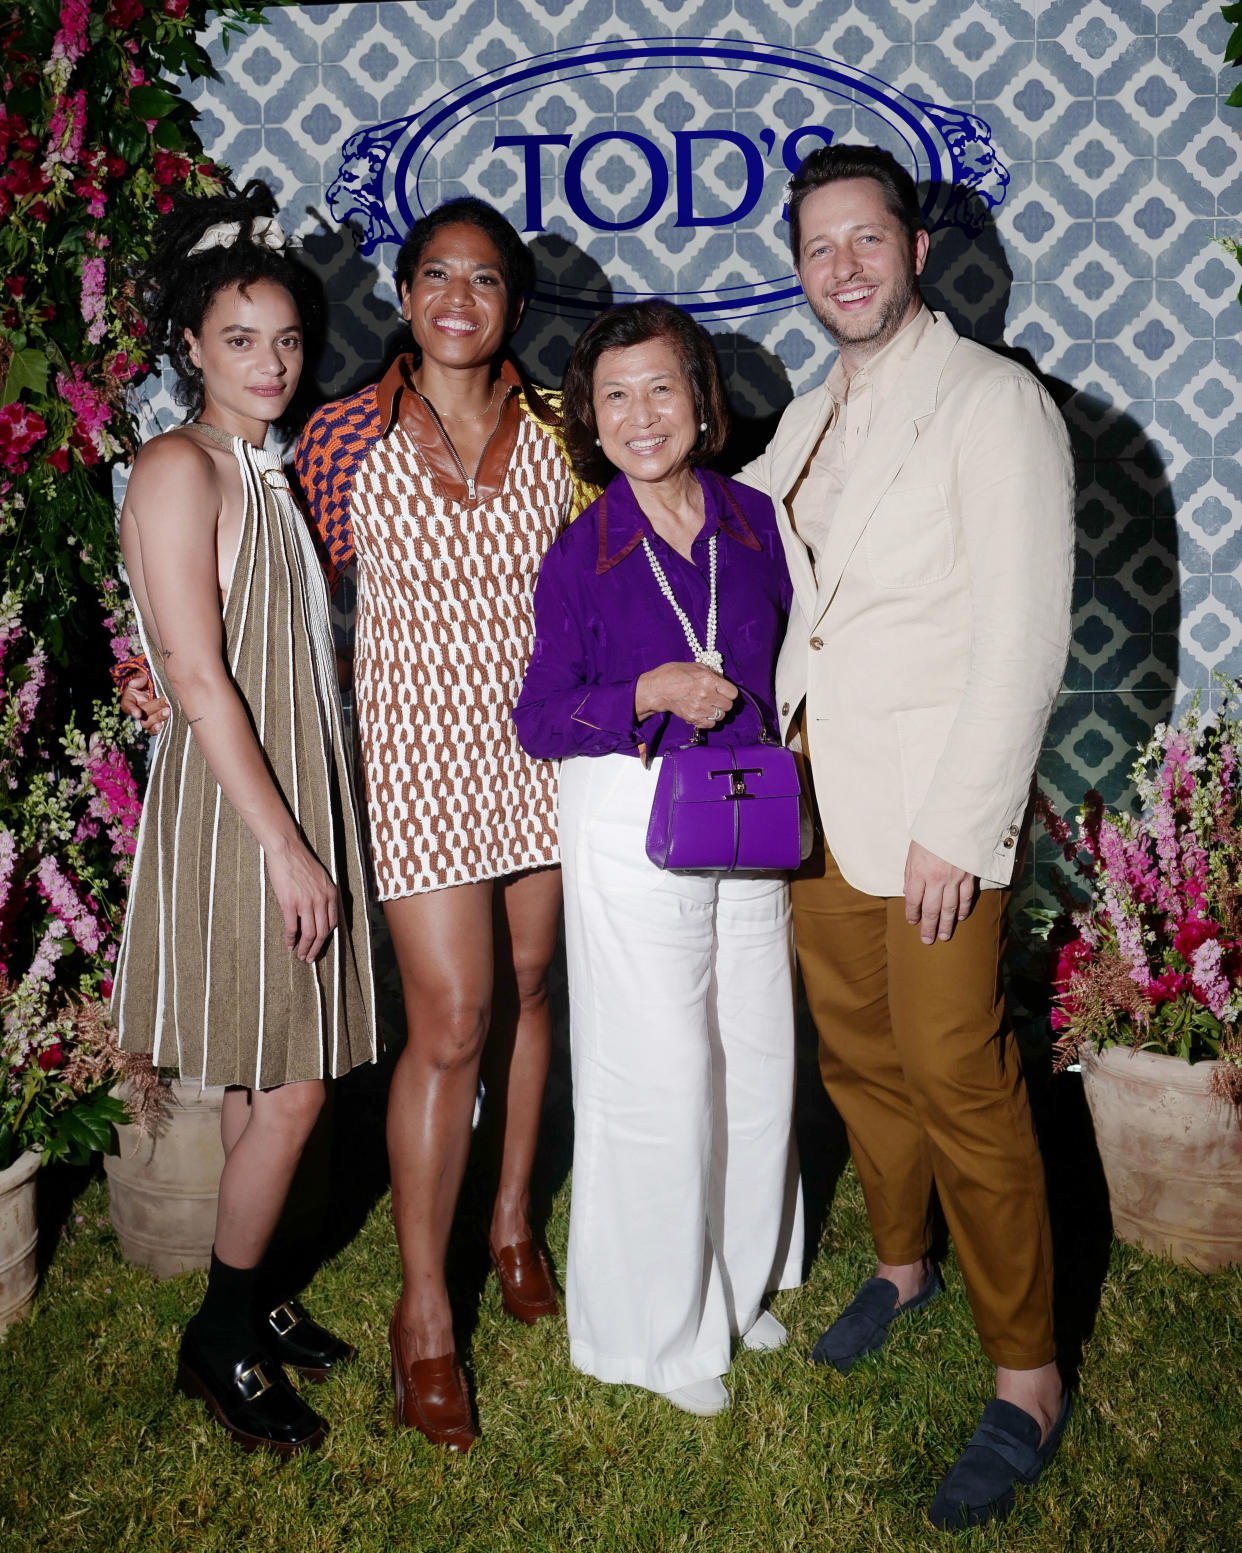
left=419, top=377, right=500, bottom=423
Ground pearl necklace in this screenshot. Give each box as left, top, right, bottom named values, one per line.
left=642, top=532, right=723, bottom=674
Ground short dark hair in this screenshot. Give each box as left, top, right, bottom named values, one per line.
left=787, top=144, right=925, bottom=264
left=561, top=300, right=729, bottom=486
left=393, top=196, right=534, bottom=333
left=134, top=179, right=321, bottom=428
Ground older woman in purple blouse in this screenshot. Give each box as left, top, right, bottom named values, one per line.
left=514, top=301, right=803, bottom=1417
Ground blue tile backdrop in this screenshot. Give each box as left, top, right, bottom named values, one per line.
left=167, top=0, right=1240, bottom=900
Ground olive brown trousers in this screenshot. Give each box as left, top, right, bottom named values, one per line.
left=792, top=841, right=1055, bottom=1369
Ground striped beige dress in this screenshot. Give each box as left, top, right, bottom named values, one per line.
left=111, top=424, right=377, bottom=1089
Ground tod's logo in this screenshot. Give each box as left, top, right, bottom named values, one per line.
left=328, top=38, right=1009, bottom=322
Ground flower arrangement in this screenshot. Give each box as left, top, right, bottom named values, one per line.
left=0, top=0, right=271, bottom=639
left=0, top=588, right=164, bottom=1168
left=0, top=1, right=280, bottom=1173
left=1037, top=684, right=1242, bottom=1104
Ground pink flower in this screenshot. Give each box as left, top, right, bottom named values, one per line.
left=1145, top=969, right=1189, bottom=1008
left=1174, top=917, right=1219, bottom=963
left=38, top=1043, right=64, bottom=1072
left=79, top=735, right=142, bottom=863
left=0, top=402, right=48, bottom=472
left=165, top=0, right=190, bottom=15
left=1053, top=936, right=1092, bottom=990
left=80, top=252, right=107, bottom=344
left=43, top=88, right=86, bottom=171
left=45, top=1, right=91, bottom=89
left=1189, top=938, right=1231, bottom=1018
left=55, top=364, right=114, bottom=462
left=36, top=855, right=104, bottom=955
left=105, top=0, right=146, bottom=29
left=0, top=825, right=16, bottom=917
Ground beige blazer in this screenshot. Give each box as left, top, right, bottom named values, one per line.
left=739, top=311, right=1075, bottom=897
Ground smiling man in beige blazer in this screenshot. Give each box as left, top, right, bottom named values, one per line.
left=740, top=144, right=1075, bottom=1530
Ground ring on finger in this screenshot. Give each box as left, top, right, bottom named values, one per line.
left=711, top=706, right=721, bottom=720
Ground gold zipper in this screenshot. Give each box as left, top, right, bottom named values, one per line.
left=414, top=385, right=513, bottom=502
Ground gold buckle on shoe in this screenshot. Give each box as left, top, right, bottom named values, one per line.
left=237, top=1362, right=275, bottom=1402
left=268, top=1301, right=301, bottom=1338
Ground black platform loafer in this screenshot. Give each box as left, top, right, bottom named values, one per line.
left=264, top=1298, right=355, bottom=1383
left=175, top=1327, right=328, bottom=1457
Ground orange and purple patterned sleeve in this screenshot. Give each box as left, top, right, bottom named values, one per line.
left=294, top=387, right=382, bottom=593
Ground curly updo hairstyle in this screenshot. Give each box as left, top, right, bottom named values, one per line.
left=561, top=300, right=730, bottom=487
left=133, top=178, right=322, bottom=427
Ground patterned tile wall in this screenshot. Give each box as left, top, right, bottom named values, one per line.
left=175, top=0, right=1241, bottom=898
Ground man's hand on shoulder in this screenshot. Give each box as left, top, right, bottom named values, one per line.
left=903, top=840, right=977, bottom=946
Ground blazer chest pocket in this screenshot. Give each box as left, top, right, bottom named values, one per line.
left=865, top=483, right=954, bottom=588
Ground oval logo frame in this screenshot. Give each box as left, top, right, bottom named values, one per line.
left=327, top=38, right=1009, bottom=322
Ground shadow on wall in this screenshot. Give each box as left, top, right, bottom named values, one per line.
left=922, top=188, right=1174, bottom=1385
left=294, top=195, right=1173, bottom=1366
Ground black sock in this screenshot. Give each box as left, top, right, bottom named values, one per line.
left=253, top=1240, right=308, bottom=1321
left=186, top=1251, right=260, bottom=1367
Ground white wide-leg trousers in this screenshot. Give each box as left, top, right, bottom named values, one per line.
left=558, top=752, right=804, bottom=1391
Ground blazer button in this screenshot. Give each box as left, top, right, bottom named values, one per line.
left=1003, top=837, right=1015, bottom=849
left=809, top=637, right=824, bottom=650
left=781, top=701, right=790, bottom=716
left=1007, top=823, right=1020, bottom=838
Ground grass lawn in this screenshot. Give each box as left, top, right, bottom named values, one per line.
left=2, top=1044, right=1240, bottom=1553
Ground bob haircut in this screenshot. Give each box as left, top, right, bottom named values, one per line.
left=134, top=179, right=321, bottom=429
left=561, top=300, right=730, bottom=487
left=393, top=196, right=535, bottom=335
left=786, top=144, right=925, bottom=265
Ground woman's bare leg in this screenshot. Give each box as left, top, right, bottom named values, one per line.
left=384, top=883, right=495, bottom=1360
left=485, top=866, right=563, bottom=1249
left=212, top=1081, right=326, bottom=1269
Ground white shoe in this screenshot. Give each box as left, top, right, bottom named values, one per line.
left=657, top=1377, right=731, bottom=1416
left=741, top=1310, right=788, bottom=1352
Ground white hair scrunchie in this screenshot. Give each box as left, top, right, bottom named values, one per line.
left=186, top=214, right=288, bottom=257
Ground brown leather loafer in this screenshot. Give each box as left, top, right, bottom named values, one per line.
left=489, top=1239, right=559, bottom=1324
left=388, top=1304, right=477, bottom=1453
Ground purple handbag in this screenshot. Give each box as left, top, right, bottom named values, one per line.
left=645, top=689, right=802, bottom=874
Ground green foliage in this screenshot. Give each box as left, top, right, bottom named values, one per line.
left=0, top=0, right=279, bottom=639
left=1, top=1163, right=1240, bottom=1551
left=0, top=0, right=283, bottom=1173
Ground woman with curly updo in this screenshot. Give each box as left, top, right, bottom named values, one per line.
left=111, top=181, right=376, bottom=1458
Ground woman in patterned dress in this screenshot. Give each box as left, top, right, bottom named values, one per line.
left=295, top=199, right=589, bottom=1451
left=113, top=184, right=377, bottom=1457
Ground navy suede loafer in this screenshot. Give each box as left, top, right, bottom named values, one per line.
left=929, top=1390, right=1073, bottom=1531
left=810, top=1269, right=943, bottom=1373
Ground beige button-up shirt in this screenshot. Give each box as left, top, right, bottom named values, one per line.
left=788, top=305, right=935, bottom=572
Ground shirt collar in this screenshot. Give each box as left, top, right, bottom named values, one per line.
left=596, top=469, right=762, bottom=575
left=825, top=302, right=934, bottom=407
left=375, top=351, right=524, bottom=437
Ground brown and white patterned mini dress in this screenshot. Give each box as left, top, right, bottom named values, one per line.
left=296, top=357, right=588, bottom=899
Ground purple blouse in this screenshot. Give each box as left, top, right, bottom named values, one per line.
left=514, top=469, right=792, bottom=760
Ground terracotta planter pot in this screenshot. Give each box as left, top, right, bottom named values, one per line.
left=1080, top=1043, right=1242, bottom=1271
left=0, top=1149, right=41, bottom=1333
left=105, top=1080, right=225, bottom=1279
